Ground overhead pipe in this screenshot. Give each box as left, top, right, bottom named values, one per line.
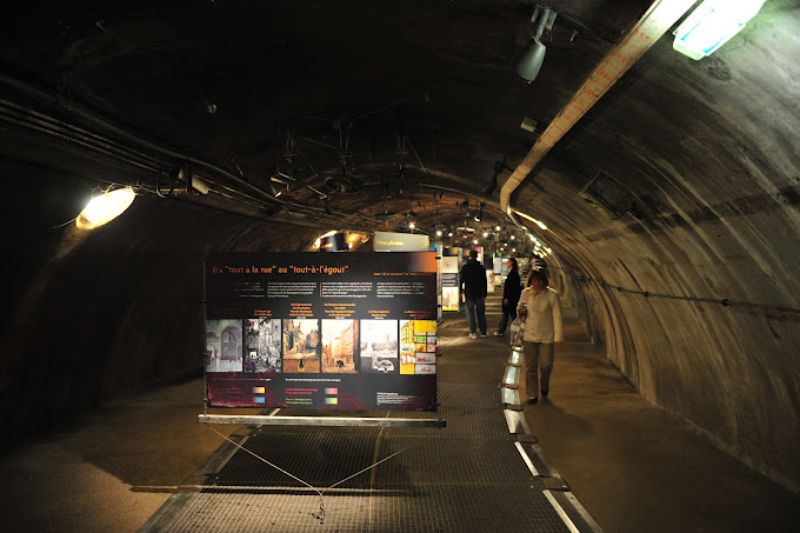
left=500, top=0, right=697, bottom=217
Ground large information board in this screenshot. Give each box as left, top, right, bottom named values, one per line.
left=204, top=252, right=438, bottom=411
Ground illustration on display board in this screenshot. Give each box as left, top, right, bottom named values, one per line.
left=321, top=319, right=358, bottom=373
left=206, top=319, right=243, bottom=373
left=283, top=319, right=321, bottom=373
left=244, top=319, right=281, bottom=373
left=360, top=320, right=398, bottom=374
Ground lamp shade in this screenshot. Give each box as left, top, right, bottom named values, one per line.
left=516, top=39, right=547, bottom=83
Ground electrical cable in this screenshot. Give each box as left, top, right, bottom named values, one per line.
left=557, top=266, right=800, bottom=315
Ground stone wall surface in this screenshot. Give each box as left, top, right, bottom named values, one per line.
left=0, top=169, right=316, bottom=445
left=514, top=4, right=800, bottom=490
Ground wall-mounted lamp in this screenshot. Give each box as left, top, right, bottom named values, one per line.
left=673, top=0, right=765, bottom=60
left=516, top=5, right=558, bottom=83
left=76, top=187, right=136, bottom=230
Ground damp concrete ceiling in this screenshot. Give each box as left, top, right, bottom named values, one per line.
left=1, top=0, right=654, bottom=236
left=2, top=0, right=800, bottom=492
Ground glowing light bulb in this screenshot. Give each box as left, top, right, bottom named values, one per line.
left=76, top=187, right=136, bottom=230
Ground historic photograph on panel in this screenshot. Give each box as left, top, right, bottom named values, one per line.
left=206, top=319, right=244, bottom=373
left=399, top=320, right=437, bottom=375
left=360, top=319, right=398, bottom=374
left=321, top=320, right=358, bottom=373
left=244, top=319, right=282, bottom=373
left=283, top=319, right=321, bottom=373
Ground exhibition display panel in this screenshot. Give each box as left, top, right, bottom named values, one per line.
left=204, top=252, right=438, bottom=411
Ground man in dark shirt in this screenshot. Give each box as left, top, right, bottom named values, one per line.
left=460, top=249, right=488, bottom=338
left=495, top=257, right=522, bottom=336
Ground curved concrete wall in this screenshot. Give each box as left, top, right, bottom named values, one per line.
left=515, top=3, right=800, bottom=491
left=0, top=166, right=317, bottom=443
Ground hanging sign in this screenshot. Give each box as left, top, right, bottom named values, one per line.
left=373, top=231, right=430, bottom=252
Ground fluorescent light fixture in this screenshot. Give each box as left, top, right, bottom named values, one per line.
left=191, top=176, right=209, bottom=195
left=673, top=0, right=766, bottom=60
left=76, top=187, right=135, bottom=230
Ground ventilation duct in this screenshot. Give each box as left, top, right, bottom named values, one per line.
left=579, top=170, right=635, bottom=217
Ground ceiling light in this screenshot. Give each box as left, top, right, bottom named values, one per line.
left=483, top=232, right=489, bottom=238
left=473, top=239, right=478, bottom=245
left=408, top=222, right=416, bottom=230
left=436, top=229, right=443, bottom=237
left=76, top=187, right=135, bottom=230
left=510, top=235, right=515, bottom=240
left=495, top=225, right=501, bottom=231
left=448, top=232, right=453, bottom=237
left=673, top=0, right=765, bottom=60
left=191, top=176, right=209, bottom=195
left=516, top=5, right=557, bottom=83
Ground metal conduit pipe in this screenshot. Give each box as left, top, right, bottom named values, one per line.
left=499, top=0, right=697, bottom=218
left=0, top=77, right=391, bottom=230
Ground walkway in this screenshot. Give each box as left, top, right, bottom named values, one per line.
left=0, top=295, right=796, bottom=531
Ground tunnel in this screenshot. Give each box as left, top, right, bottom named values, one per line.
left=1, top=1, right=798, bottom=531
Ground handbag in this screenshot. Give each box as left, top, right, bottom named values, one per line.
left=509, top=314, right=526, bottom=347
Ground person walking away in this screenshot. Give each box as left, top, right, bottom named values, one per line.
left=460, top=249, right=488, bottom=338
left=518, top=267, right=562, bottom=403
left=494, top=257, right=522, bottom=336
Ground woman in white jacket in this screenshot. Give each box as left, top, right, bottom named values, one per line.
left=518, top=267, right=562, bottom=404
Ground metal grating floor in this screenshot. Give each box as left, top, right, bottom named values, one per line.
left=143, top=325, right=570, bottom=532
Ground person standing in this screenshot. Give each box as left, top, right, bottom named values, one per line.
left=518, top=267, right=562, bottom=403
left=460, top=249, right=488, bottom=339
left=494, top=257, right=522, bottom=336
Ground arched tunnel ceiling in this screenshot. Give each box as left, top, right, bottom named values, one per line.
left=0, top=0, right=655, bottom=240
left=2, top=0, right=800, bottom=491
